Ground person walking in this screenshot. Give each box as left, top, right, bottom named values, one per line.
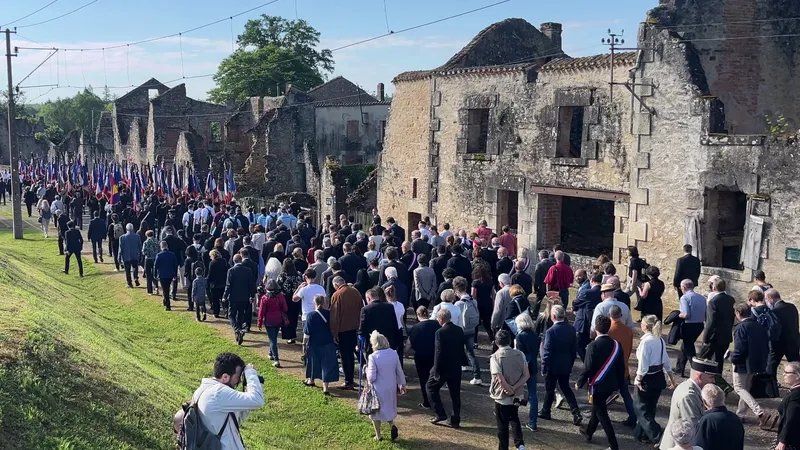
left=454, top=276, right=482, bottom=386
left=87, top=211, right=106, bottom=263
left=407, top=306, right=440, bottom=409
left=119, top=223, right=142, bottom=288
left=672, top=244, right=700, bottom=301
left=544, top=251, right=574, bottom=308
left=660, top=358, right=719, bottom=450
left=107, top=214, right=123, bottom=271
left=224, top=254, right=257, bottom=345
left=766, top=289, right=800, bottom=391
left=329, top=276, right=363, bottom=389
left=62, top=221, right=84, bottom=277
left=694, top=384, right=745, bottom=450
left=141, top=230, right=160, bottom=295
left=56, top=210, right=69, bottom=255
left=607, top=305, right=637, bottom=427
left=257, top=280, right=288, bottom=368
left=192, top=267, right=208, bottom=321
left=427, top=308, right=466, bottom=428
left=277, top=261, right=304, bottom=344
left=207, top=249, right=229, bottom=318
left=514, top=312, right=540, bottom=432
left=413, top=254, right=438, bottom=309
left=490, top=330, right=530, bottom=450
left=154, top=240, right=179, bottom=311
left=359, top=287, right=400, bottom=354
left=574, top=272, right=603, bottom=361
left=776, top=362, right=800, bottom=450
left=700, top=277, right=735, bottom=374
left=366, top=330, right=407, bottom=441
left=37, top=197, right=52, bottom=238
left=576, top=315, right=626, bottom=450
left=730, top=301, right=768, bottom=422
left=636, top=266, right=665, bottom=321
left=539, top=305, right=582, bottom=425
left=303, top=295, right=339, bottom=394
left=674, top=280, right=707, bottom=377
left=632, top=315, right=675, bottom=445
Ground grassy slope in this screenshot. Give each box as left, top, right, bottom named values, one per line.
left=0, top=226, right=402, bottom=450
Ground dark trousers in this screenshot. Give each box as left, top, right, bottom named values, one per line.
left=73, top=209, right=83, bottom=229
left=585, top=390, right=619, bottom=450
left=124, top=260, right=139, bottom=286
left=282, top=300, right=300, bottom=340
left=91, top=239, right=104, bottom=262
left=26, top=203, right=32, bottom=216
left=676, top=322, right=704, bottom=373
left=159, top=278, right=172, bottom=308
left=64, top=251, right=83, bottom=276
left=541, top=373, right=579, bottom=414
left=109, top=239, right=120, bottom=269
left=558, top=288, right=570, bottom=309
left=338, top=329, right=358, bottom=384
left=245, top=301, right=253, bottom=330
left=577, top=331, right=591, bottom=361
left=495, top=403, right=524, bottom=450
left=210, top=288, right=224, bottom=317
left=415, top=356, right=434, bottom=407
left=426, top=374, right=461, bottom=423
left=768, top=344, right=800, bottom=385
left=700, top=341, right=729, bottom=375
left=229, top=301, right=249, bottom=333
left=187, top=277, right=194, bottom=310
left=633, top=386, right=663, bottom=442
left=58, top=233, right=65, bottom=255
left=477, top=299, right=494, bottom=342
left=145, top=258, right=155, bottom=293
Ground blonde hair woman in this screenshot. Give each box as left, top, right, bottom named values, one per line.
left=632, top=315, right=676, bottom=444
left=365, top=330, right=406, bottom=441
left=37, top=197, right=51, bottom=237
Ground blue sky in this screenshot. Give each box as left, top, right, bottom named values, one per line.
left=7, top=0, right=657, bottom=103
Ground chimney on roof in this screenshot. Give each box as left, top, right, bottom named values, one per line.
left=540, top=22, right=563, bottom=55
left=377, top=83, right=385, bottom=102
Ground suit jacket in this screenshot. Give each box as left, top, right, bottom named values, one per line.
left=673, top=253, right=701, bottom=288
left=431, top=254, right=450, bottom=285
left=496, top=257, right=514, bottom=278
left=577, top=335, right=626, bottom=393
left=390, top=223, right=405, bottom=242
left=446, top=253, right=472, bottom=284
left=378, top=259, right=410, bottom=288
left=773, top=300, right=800, bottom=353
left=694, top=406, right=745, bottom=450
left=241, top=258, right=259, bottom=287
left=573, top=284, right=602, bottom=335
left=413, top=266, right=438, bottom=304
left=481, top=247, right=500, bottom=280
left=65, top=228, right=84, bottom=253
left=660, top=379, right=704, bottom=449
left=224, top=263, right=256, bottom=303
left=358, top=300, right=398, bottom=346
left=411, top=239, right=432, bottom=259
left=541, top=321, right=577, bottom=375
left=339, top=252, right=367, bottom=284
left=703, top=292, right=735, bottom=346
left=119, top=232, right=142, bottom=262
left=432, top=322, right=466, bottom=379
left=730, top=317, right=769, bottom=374
left=533, top=259, right=554, bottom=299
left=87, top=218, right=106, bottom=241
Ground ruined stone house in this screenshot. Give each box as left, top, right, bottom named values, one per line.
left=0, top=113, right=48, bottom=165
left=378, top=7, right=800, bottom=300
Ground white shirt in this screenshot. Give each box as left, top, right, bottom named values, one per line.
left=296, top=283, right=325, bottom=321
left=251, top=232, right=266, bottom=252
left=368, top=235, right=383, bottom=248
left=636, top=333, right=672, bottom=377
left=191, top=369, right=265, bottom=450
left=390, top=301, right=405, bottom=329
left=430, top=302, right=463, bottom=328
left=183, top=211, right=193, bottom=227
left=590, top=298, right=636, bottom=332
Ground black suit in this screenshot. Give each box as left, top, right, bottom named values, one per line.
left=358, top=300, right=399, bottom=349
left=533, top=259, right=554, bottom=300
left=378, top=259, right=410, bottom=288
left=339, top=252, right=367, bottom=284
left=63, top=228, right=84, bottom=276
left=673, top=253, right=701, bottom=299
left=224, top=263, right=256, bottom=333
left=164, top=234, right=187, bottom=298
left=431, top=254, right=450, bottom=285
left=577, top=335, right=626, bottom=450
left=769, top=300, right=800, bottom=381
left=426, top=322, right=466, bottom=424
left=446, top=253, right=472, bottom=284
left=481, top=247, right=499, bottom=282
left=701, top=292, right=735, bottom=374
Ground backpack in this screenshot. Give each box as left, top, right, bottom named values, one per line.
left=753, top=306, right=782, bottom=342
left=460, top=297, right=481, bottom=334
left=174, top=397, right=237, bottom=450
left=113, top=223, right=125, bottom=240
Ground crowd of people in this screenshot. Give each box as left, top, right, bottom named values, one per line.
left=16, top=176, right=800, bottom=450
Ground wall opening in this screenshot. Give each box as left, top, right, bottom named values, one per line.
left=497, top=189, right=519, bottom=233
left=346, top=120, right=360, bottom=152
left=148, top=89, right=159, bottom=99
left=537, top=194, right=614, bottom=257
left=556, top=106, right=584, bottom=158
left=408, top=212, right=422, bottom=241
left=226, top=124, right=240, bottom=143
left=703, top=188, right=747, bottom=270
left=466, top=108, right=489, bottom=154
left=210, top=122, right=222, bottom=142
left=412, top=178, right=418, bottom=199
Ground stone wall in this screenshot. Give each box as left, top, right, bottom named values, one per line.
left=315, top=104, right=388, bottom=165
left=0, top=114, right=47, bottom=164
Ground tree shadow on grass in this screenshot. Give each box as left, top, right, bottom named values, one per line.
left=0, top=328, right=173, bottom=450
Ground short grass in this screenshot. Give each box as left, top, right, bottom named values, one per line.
left=0, top=224, right=403, bottom=450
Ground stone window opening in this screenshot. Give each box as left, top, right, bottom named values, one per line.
left=702, top=188, right=748, bottom=270
left=210, top=122, right=222, bottom=142
left=497, top=189, right=519, bottom=234
left=556, top=106, right=584, bottom=158
left=379, top=120, right=387, bottom=142
left=412, top=178, right=418, bottom=199
left=148, top=89, right=159, bottom=99
left=226, top=124, right=240, bottom=143
left=537, top=194, right=614, bottom=258
left=466, top=108, right=490, bottom=154
left=346, top=120, right=360, bottom=151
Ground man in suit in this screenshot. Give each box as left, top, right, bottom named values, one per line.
left=224, top=254, right=257, bottom=345
left=496, top=247, right=514, bottom=278
left=573, top=272, right=603, bottom=361
left=87, top=211, right=106, bottom=263
left=430, top=245, right=450, bottom=286
left=387, top=216, right=405, bottom=243
left=445, top=244, right=472, bottom=284
left=56, top=210, right=70, bottom=255
left=700, top=277, right=735, bottom=374
left=378, top=247, right=411, bottom=288
left=765, top=289, right=800, bottom=387
left=153, top=240, right=179, bottom=310
left=694, top=384, right=745, bottom=450
left=533, top=250, right=554, bottom=302
left=576, top=315, right=626, bottom=450
left=510, top=259, right=533, bottom=298
left=239, top=248, right=259, bottom=332
left=62, top=221, right=84, bottom=277
left=338, top=242, right=366, bottom=284
left=330, top=277, right=363, bottom=390
left=659, top=358, right=719, bottom=449
left=539, top=305, right=583, bottom=425
left=407, top=306, right=441, bottom=409
left=481, top=237, right=501, bottom=282
left=672, top=244, right=701, bottom=300
left=358, top=287, right=399, bottom=350
left=119, top=223, right=142, bottom=288
left=163, top=227, right=187, bottom=301
left=730, top=301, right=768, bottom=421
left=426, top=308, right=466, bottom=428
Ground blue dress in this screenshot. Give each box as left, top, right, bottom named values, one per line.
left=304, top=309, right=339, bottom=383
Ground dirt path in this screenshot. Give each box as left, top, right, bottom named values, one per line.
left=0, top=206, right=779, bottom=449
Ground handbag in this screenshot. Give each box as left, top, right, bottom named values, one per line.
left=640, top=339, right=668, bottom=392
left=357, top=383, right=381, bottom=415
left=504, top=298, right=524, bottom=335
left=760, top=410, right=780, bottom=433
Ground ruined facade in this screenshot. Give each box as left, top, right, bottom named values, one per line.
left=378, top=12, right=800, bottom=299
left=0, top=113, right=48, bottom=164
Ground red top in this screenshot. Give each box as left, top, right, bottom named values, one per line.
left=498, top=233, right=518, bottom=259
left=257, top=292, right=288, bottom=328
left=306, top=247, right=316, bottom=265
left=476, top=226, right=493, bottom=244
left=544, top=261, right=574, bottom=291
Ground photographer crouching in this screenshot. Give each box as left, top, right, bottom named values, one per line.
left=176, top=352, right=264, bottom=450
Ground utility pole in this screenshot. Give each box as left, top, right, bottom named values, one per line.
left=5, top=28, right=22, bottom=239
left=601, top=29, right=625, bottom=102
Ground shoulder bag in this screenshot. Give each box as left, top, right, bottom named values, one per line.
left=640, top=338, right=668, bottom=392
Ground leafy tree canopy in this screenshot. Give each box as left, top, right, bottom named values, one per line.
left=208, top=15, right=334, bottom=104
left=38, top=88, right=106, bottom=134
left=35, top=125, right=65, bottom=146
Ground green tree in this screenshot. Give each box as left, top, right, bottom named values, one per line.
left=35, top=124, right=65, bottom=146
left=208, top=15, right=334, bottom=104
left=0, top=90, right=38, bottom=119
left=38, top=88, right=106, bottom=133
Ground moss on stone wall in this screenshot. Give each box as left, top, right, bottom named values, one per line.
left=339, top=164, right=375, bottom=190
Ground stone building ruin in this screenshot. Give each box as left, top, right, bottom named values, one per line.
left=378, top=8, right=800, bottom=299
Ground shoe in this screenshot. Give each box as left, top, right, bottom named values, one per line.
left=538, top=411, right=551, bottom=420
left=202, top=314, right=206, bottom=321
left=268, top=354, right=275, bottom=361
left=429, top=416, right=447, bottom=425
left=622, top=418, right=637, bottom=428
left=444, top=419, right=460, bottom=429
left=79, top=274, right=84, bottom=278
left=525, top=424, right=537, bottom=432
left=555, top=392, right=566, bottom=409
left=127, top=284, right=134, bottom=289
left=323, top=391, right=331, bottom=396
left=214, top=314, right=220, bottom=319
left=273, top=361, right=281, bottom=368
left=236, top=332, right=244, bottom=346
left=579, top=425, right=592, bottom=442
left=187, top=307, right=194, bottom=312
left=518, top=446, right=526, bottom=450
left=572, top=411, right=583, bottom=426
left=337, top=383, right=355, bottom=391
left=390, top=425, right=398, bottom=441
left=606, top=392, right=620, bottom=406
left=134, top=279, right=140, bottom=287
left=165, top=306, right=171, bottom=311
left=418, top=403, right=431, bottom=409
left=287, top=339, right=296, bottom=344
left=469, top=378, right=483, bottom=386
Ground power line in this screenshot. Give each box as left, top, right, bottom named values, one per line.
left=1, top=0, right=61, bottom=28
left=16, top=0, right=100, bottom=29
left=17, top=0, right=283, bottom=51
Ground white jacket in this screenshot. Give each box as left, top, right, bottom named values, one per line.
left=191, top=368, right=265, bottom=450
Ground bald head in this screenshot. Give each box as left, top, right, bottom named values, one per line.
left=514, top=259, right=526, bottom=272
left=497, top=247, right=508, bottom=258
left=554, top=250, right=564, bottom=262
